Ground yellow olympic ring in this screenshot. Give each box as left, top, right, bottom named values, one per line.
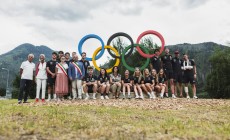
left=92, top=45, right=120, bottom=73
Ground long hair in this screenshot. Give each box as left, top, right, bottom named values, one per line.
left=158, top=68, right=166, bottom=78
left=133, top=67, right=143, bottom=83
left=151, top=69, right=159, bottom=84
left=99, top=68, right=107, bottom=77
left=112, top=66, right=119, bottom=74
left=143, top=68, right=150, bottom=79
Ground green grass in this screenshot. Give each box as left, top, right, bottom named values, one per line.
left=0, top=99, right=230, bottom=140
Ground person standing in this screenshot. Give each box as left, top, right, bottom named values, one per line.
left=182, top=53, right=198, bottom=99
left=161, top=48, right=176, bottom=98
left=46, top=52, right=58, bottom=101
left=79, top=52, right=90, bottom=75
left=65, top=52, right=72, bottom=99
left=18, top=54, right=35, bottom=104
left=110, top=66, right=122, bottom=99
left=82, top=66, right=98, bottom=100
left=172, top=51, right=183, bottom=97
left=35, top=54, right=47, bottom=102
left=57, top=51, right=64, bottom=62
left=150, top=49, right=162, bottom=73
left=55, top=56, right=69, bottom=101
left=68, top=55, right=85, bottom=99
left=70, top=52, right=76, bottom=62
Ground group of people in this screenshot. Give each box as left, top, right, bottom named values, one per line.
left=18, top=48, right=197, bottom=104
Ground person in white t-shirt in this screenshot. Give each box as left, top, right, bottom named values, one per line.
left=18, top=54, right=35, bottom=104
left=35, top=54, right=47, bottom=103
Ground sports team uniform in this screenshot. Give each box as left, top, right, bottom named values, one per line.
left=46, top=60, right=57, bottom=86
left=182, top=60, right=196, bottom=84
left=158, top=75, right=167, bottom=84
left=122, top=76, right=133, bottom=83
left=161, top=54, right=173, bottom=79
left=133, top=76, right=144, bottom=84
left=172, top=57, right=183, bottom=83
left=151, top=56, right=161, bottom=73
left=97, top=75, right=110, bottom=85
left=143, top=75, right=154, bottom=84
left=83, top=74, right=97, bottom=93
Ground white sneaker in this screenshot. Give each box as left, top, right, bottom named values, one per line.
left=100, top=96, right=104, bottom=100
left=93, top=93, right=97, bottom=100
left=193, top=96, right=198, bottom=99
left=128, top=95, right=131, bottom=99
left=139, top=95, right=144, bottom=99
left=152, top=93, right=156, bottom=99
left=85, top=96, right=89, bottom=100
left=160, top=93, right=164, bottom=99
left=172, top=94, right=177, bottom=98
left=46, top=98, right=51, bottom=102
left=105, top=95, right=109, bottom=99
left=187, top=96, right=190, bottom=99
left=78, top=96, right=82, bottom=100
left=135, top=96, right=139, bottom=99
left=68, top=96, right=72, bottom=100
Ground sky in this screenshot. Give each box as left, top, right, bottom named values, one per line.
left=0, top=0, right=229, bottom=65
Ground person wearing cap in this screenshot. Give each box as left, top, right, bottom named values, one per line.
left=172, top=51, right=183, bottom=97
left=82, top=66, right=98, bottom=100
left=79, top=52, right=90, bottom=76
left=161, top=48, right=176, bottom=98
left=150, top=49, right=162, bottom=73
left=182, top=53, right=198, bottom=99
left=46, top=52, right=58, bottom=101
left=68, top=54, right=85, bottom=99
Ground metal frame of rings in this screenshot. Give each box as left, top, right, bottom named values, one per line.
left=78, top=30, right=165, bottom=73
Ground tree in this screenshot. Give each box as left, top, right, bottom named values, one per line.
left=206, top=48, right=230, bottom=98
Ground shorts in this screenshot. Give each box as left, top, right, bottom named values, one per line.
left=183, top=74, right=196, bottom=84
left=164, top=69, right=173, bottom=79
left=87, top=85, right=94, bottom=93
left=173, top=72, right=183, bottom=83
left=47, top=77, right=56, bottom=86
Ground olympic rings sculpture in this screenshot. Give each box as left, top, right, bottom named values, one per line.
left=78, top=30, right=165, bottom=72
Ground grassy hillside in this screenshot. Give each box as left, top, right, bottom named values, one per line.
left=0, top=99, right=229, bottom=139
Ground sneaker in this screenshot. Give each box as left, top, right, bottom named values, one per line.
left=165, top=93, right=169, bottom=98
left=152, top=93, right=156, bottom=99
left=46, top=98, right=51, bottom=102
left=105, top=95, right=109, bottom=99
left=193, top=96, right=198, bottom=99
left=128, top=95, right=131, bottom=99
left=78, top=96, right=82, bottom=100
left=41, top=99, right=45, bottom=103
left=172, top=94, right=177, bottom=98
left=135, top=96, right=139, bottom=99
left=92, top=96, right=97, bottom=100
left=85, top=96, right=89, bottom=100
left=35, top=98, right=39, bottom=102
left=139, top=95, right=144, bottom=99
left=187, top=96, right=190, bottom=99
left=160, top=93, right=164, bottom=99
left=68, top=96, right=72, bottom=100
left=18, top=100, right=22, bottom=104
left=101, top=96, right=104, bottom=100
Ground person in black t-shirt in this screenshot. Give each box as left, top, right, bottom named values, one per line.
left=121, top=70, right=133, bottom=99
left=65, top=52, right=72, bottom=99
left=150, top=49, right=162, bottom=73
left=79, top=52, right=90, bottom=75
left=172, top=51, right=183, bottom=97
left=133, top=67, right=144, bottom=99
left=46, top=52, right=58, bottom=101
left=97, top=68, right=110, bottom=99
left=161, top=48, right=176, bottom=98
left=158, top=68, right=167, bottom=98
left=83, top=66, right=98, bottom=100
left=141, top=68, right=156, bottom=99
left=182, top=53, right=198, bottom=99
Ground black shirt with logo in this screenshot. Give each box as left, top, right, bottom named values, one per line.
left=46, top=60, right=57, bottom=77
left=79, top=60, right=90, bottom=74
left=158, top=75, right=167, bottom=83
left=97, top=75, right=110, bottom=84
left=83, top=74, right=97, bottom=83
left=133, top=76, right=144, bottom=84
left=161, top=54, right=173, bottom=70
left=143, top=75, right=154, bottom=84
left=172, top=57, right=183, bottom=73
left=122, top=76, right=133, bottom=83
left=151, top=56, right=161, bottom=73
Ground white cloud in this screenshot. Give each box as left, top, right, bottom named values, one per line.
left=0, top=0, right=229, bottom=65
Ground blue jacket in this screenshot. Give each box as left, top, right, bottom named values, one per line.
left=68, top=61, right=85, bottom=80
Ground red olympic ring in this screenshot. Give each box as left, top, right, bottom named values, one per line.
left=136, top=30, right=165, bottom=58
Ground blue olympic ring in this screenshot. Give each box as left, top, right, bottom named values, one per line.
left=78, top=34, right=105, bottom=61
